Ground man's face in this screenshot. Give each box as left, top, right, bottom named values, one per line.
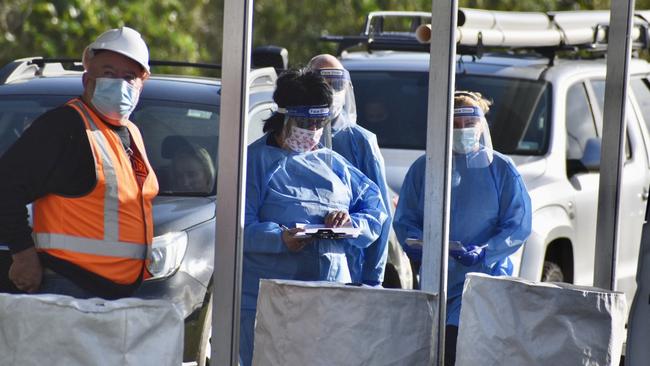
left=85, top=50, right=145, bottom=87
left=82, top=50, right=146, bottom=123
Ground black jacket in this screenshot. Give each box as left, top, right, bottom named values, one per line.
left=0, top=102, right=140, bottom=298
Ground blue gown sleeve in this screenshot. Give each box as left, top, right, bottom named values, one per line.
left=483, top=166, right=532, bottom=266
left=243, top=151, right=288, bottom=254
left=393, top=156, right=425, bottom=261
left=358, top=134, right=392, bottom=284
left=343, top=160, right=388, bottom=251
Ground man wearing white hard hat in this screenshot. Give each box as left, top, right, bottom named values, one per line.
left=0, top=26, right=159, bottom=299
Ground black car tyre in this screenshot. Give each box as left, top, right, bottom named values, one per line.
left=541, top=260, right=564, bottom=283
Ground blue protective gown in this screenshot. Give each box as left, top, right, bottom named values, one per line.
left=332, top=123, right=391, bottom=286
left=393, top=151, right=531, bottom=326
left=240, top=134, right=388, bottom=366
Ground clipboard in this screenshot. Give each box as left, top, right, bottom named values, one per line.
left=293, top=224, right=361, bottom=239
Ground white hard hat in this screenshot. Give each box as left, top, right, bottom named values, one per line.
left=82, top=26, right=150, bottom=74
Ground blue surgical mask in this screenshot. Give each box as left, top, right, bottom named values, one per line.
left=91, top=78, right=140, bottom=122
left=453, top=128, right=478, bottom=154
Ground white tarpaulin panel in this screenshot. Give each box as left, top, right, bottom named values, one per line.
left=252, top=279, right=437, bottom=366
left=0, top=294, right=183, bottom=366
left=456, top=273, right=627, bottom=366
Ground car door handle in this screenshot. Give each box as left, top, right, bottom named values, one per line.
left=643, top=187, right=649, bottom=201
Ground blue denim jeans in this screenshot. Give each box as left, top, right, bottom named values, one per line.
left=37, top=270, right=97, bottom=299
left=239, top=309, right=256, bottom=366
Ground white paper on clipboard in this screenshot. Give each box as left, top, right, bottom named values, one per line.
left=293, top=224, right=361, bottom=239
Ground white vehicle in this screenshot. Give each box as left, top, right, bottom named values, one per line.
left=324, top=9, right=650, bottom=306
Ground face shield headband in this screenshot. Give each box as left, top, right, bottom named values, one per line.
left=453, top=106, right=484, bottom=119
left=277, top=104, right=331, bottom=129
left=318, top=68, right=357, bottom=130
left=319, top=68, right=351, bottom=92
left=453, top=106, right=486, bottom=130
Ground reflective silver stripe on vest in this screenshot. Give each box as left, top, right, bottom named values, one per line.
left=35, top=233, right=145, bottom=259
left=72, top=100, right=120, bottom=243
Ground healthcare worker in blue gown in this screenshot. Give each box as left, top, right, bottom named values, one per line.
left=308, top=54, right=392, bottom=287
left=241, top=69, right=388, bottom=366
left=393, top=91, right=531, bottom=366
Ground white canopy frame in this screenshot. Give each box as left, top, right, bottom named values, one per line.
left=212, top=1, right=637, bottom=365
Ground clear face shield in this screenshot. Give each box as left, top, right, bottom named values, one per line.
left=451, top=106, right=494, bottom=185
left=277, top=104, right=332, bottom=152
left=319, top=68, right=357, bottom=133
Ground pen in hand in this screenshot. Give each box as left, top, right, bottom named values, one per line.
left=280, top=224, right=290, bottom=231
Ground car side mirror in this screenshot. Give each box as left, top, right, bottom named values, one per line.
left=580, top=137, right=601, bottom=171
left=252, top=45, right=288, bottom=71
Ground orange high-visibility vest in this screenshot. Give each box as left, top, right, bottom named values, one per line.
left=33, top=98, right=158, bottom=285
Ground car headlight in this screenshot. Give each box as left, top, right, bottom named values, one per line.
left=147, top=231, right=188, bottom=279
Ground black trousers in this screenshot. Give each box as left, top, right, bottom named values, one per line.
left=445, top=325, right=459, bottom=366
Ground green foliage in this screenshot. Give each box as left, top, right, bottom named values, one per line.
left=0, top=0, right=209, bottom=73
left=2, top=0, right=650, bottom=73
left=252, top=0, right=434, bottom=67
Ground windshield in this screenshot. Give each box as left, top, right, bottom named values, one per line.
left=0, top=96, right=69, bottom=156
left=0, top=95, right=219, bottom=196
left=349, top=71, right=551, bottom=155
left=131, top=100, right=219, bottom=196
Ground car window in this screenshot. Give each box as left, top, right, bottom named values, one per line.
left=630, top=78, right=650, bottom=132
left=350, top=71, right=428, bottom=150
left=0, top=94, right=220, bottom=196
left=565, top=83, right=598, bottom=160
left=589, top=79, right=632, bottom=160
left=0, top=96, right=70, bottom=157
left=131, top=100, right=219, bottom=196
left=348, top=71, right=550, bottom=155
left=457, top=75, right=550, bottom=155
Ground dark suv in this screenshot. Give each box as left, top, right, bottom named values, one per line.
left=0, top=57, right=278, bottom=365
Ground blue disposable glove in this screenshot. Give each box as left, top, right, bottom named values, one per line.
left=450, top=244, right=486, bottom=266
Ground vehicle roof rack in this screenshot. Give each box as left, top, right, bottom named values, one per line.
left=0, top=56, right=277, bottom=93
left=0, top=57, right=75, bottom=84
left=0, top=57, right=226, bottom=85
left=321, top=11, right=432, bottom=55
left=321, top=8, right=650, bottom=58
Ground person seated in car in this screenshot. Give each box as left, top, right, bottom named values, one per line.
left=241, top=68, right=388, bottom=366
left=171, top=144, right=215, bottom=193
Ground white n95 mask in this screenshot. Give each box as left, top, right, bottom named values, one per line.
left=92, top=78, right=140, bottom=123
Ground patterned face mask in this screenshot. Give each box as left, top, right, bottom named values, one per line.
left=285, top=126, right=324, bottom=153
